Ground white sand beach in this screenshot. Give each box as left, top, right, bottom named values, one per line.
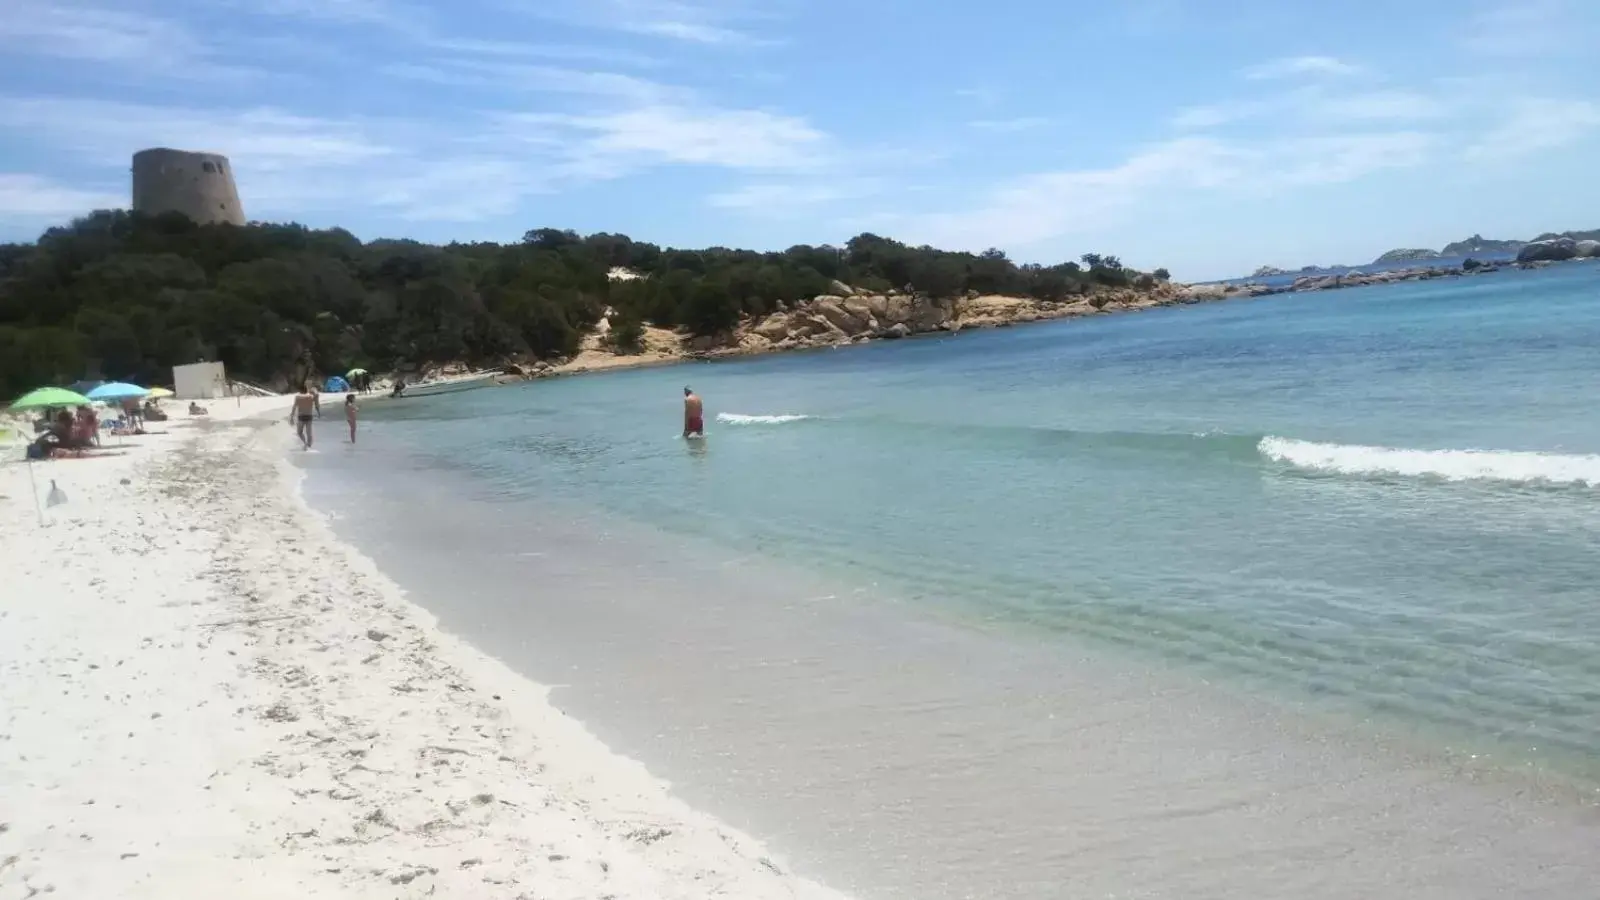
left=0, top=398, right=847, bottom=900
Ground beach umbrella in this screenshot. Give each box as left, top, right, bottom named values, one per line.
left=7, top=386, right=93, bottom=528
left=147, top=387, right=174, bottom=398
left=9, top=386, right=93, bottom=410
left=347, top=367, right=368, bottom=377
left=86, top=382, right=150, bottom=401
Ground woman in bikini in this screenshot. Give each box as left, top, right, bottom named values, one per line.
left=345, top=394, right=358, bottom=443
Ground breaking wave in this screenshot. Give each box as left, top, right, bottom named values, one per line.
left=1259, top=436, right=1600, bottom=487
left=715, top=413, right=813, bottom=426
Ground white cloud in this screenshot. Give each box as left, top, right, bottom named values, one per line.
left=1310, top=90, right=1451, bottom=120
left=892, top=130, right=1437, bottom=253
left=0, top=6, right=186, bottom=62
left=968, top=117, right=1050, bottom=132
left=381, top=62, right=679, bottom=103
left=510, top=0, right=772, bottom=46
left=0, top=97, right=472, bottom=219
left=894, top=137, right=1247, bottom=251
left=1463, top=98, right=1600, bottom=161
left=898, top=55, right=1600, bottom=258
left=217, top=0, right=423, bottom=29
left=502, top=106, right=830, bottom=172
left=0, top=84, right=836, bottom=225
left=1170, top=99, right=1277, bottom=130
left=953, top=88, right=1001, bottom=109
left=630, top=19, right=751, bottom=44
left=1173, top=87, right=1452, bottom=132
left=0, top=98, right=396, bottom=171
left=706, top=179, right=881, bottom=211
left=0, top=174, right=124, bottom=221
left=0, top=4, right=259, bottom=80
left=1267, top=132, right=1434, bottom=184
left=1242, top=55, right=1361, bottom=81
left=1457, top=0, right=1592, bottom=56
left=422, top=37, right=662, bottom=68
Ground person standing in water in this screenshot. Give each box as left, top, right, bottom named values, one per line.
left=291, top=383, right=321, bottom=449
left=344, top=393, right=359, bottom=443
left=683, top=386, right=704, bottom=438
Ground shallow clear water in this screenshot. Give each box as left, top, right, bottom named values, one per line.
left=299, top=261, right=1600, bottom=899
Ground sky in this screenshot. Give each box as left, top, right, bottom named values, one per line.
left=2, top=0, right=1599, bottom=280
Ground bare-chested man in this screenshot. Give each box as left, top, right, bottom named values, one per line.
left=682, top=386, right=704, bottom=438
left=291, top=383, right=321, bottom=449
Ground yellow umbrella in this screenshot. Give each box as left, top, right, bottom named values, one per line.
left=147, top=387, right=174, bottom=398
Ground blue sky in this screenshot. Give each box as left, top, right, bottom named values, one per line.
left=2, top=0, right=1598, bottom=280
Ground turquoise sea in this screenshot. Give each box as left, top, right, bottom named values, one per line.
left=300, top=261, right=1600, bottom=900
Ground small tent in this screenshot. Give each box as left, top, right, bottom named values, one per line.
left=323, top=375, right=351, bottom=393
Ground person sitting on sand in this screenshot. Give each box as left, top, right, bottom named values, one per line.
left=30, top=409, right=93, bottom=458
left=74, top=405, right=99, bottom=446
left=291, top=383, right=321, bottom=449
left=683, top=386, right=704, bottom=438
left=188, top=401, right=208, bottom=416
left=344, top=393, right=358, bottom=444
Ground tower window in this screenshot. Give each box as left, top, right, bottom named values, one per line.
left=202, top=161, right=216, bottom=173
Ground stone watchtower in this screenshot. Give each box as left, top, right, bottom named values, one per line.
left=130, top=147, right=246, bottom=226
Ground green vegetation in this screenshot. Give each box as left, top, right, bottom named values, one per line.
left=0, top=209, right=1152, bottom=399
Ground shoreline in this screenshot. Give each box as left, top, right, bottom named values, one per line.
left=0, top=403, right=848, bottom=899
left=506, top=256, right=1593, bottom=382
left=532, top=282, right=1215, bottom=381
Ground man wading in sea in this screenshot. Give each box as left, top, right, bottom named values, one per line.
left=683, top=386, right=704, bottom=438
left=291, top=383, right=321, bottom=449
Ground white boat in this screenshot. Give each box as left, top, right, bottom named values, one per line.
left=387, top=371, right=500, bottom=399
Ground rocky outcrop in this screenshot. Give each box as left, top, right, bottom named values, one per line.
left=1575, top=240, right=1600, bottom=258
left=1517, top=238, right=1578, bottom=263
left=1288, top=262, right=1521, bottom=292
left=1439, top=234, right=1524, bottom=257
left=677, top=284, right=1192, bottom=358
left=1372, top=248, right=1441, bottom=264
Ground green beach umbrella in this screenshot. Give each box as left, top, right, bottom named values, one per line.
left=347, top=367, right=369, bottom=377
left=9, top=386, right=93, bottom=411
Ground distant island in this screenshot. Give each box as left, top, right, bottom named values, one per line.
left=1437, top=234, right=1525, bottom=258
left=1250, top=264, right=1351, bottom=278
left=1372, top=248, right=1440, bottom=264
left=1369, top=229, right=1600, bottom=265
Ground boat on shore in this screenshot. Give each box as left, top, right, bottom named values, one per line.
left=382, top=370, right=501, bottom=400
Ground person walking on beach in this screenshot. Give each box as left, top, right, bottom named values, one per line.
left=344, top=393, right=359, bottom=443
left=683, top=386, right=704, bottom=438
left=291, top=383, right=321, bottom=449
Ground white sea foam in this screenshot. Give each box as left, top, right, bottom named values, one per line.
left=716, top=413, right=812, bottom=425
left=1259, top=436, right=1600, bottom=486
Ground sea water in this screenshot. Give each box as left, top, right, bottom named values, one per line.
left=299, top=261, right=1600, bottom=899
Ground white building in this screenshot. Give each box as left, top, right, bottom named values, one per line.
left=173, top=361, right=228, bottom=399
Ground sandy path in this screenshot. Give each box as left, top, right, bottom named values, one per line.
left=0, top=407, right=847, bottom=899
